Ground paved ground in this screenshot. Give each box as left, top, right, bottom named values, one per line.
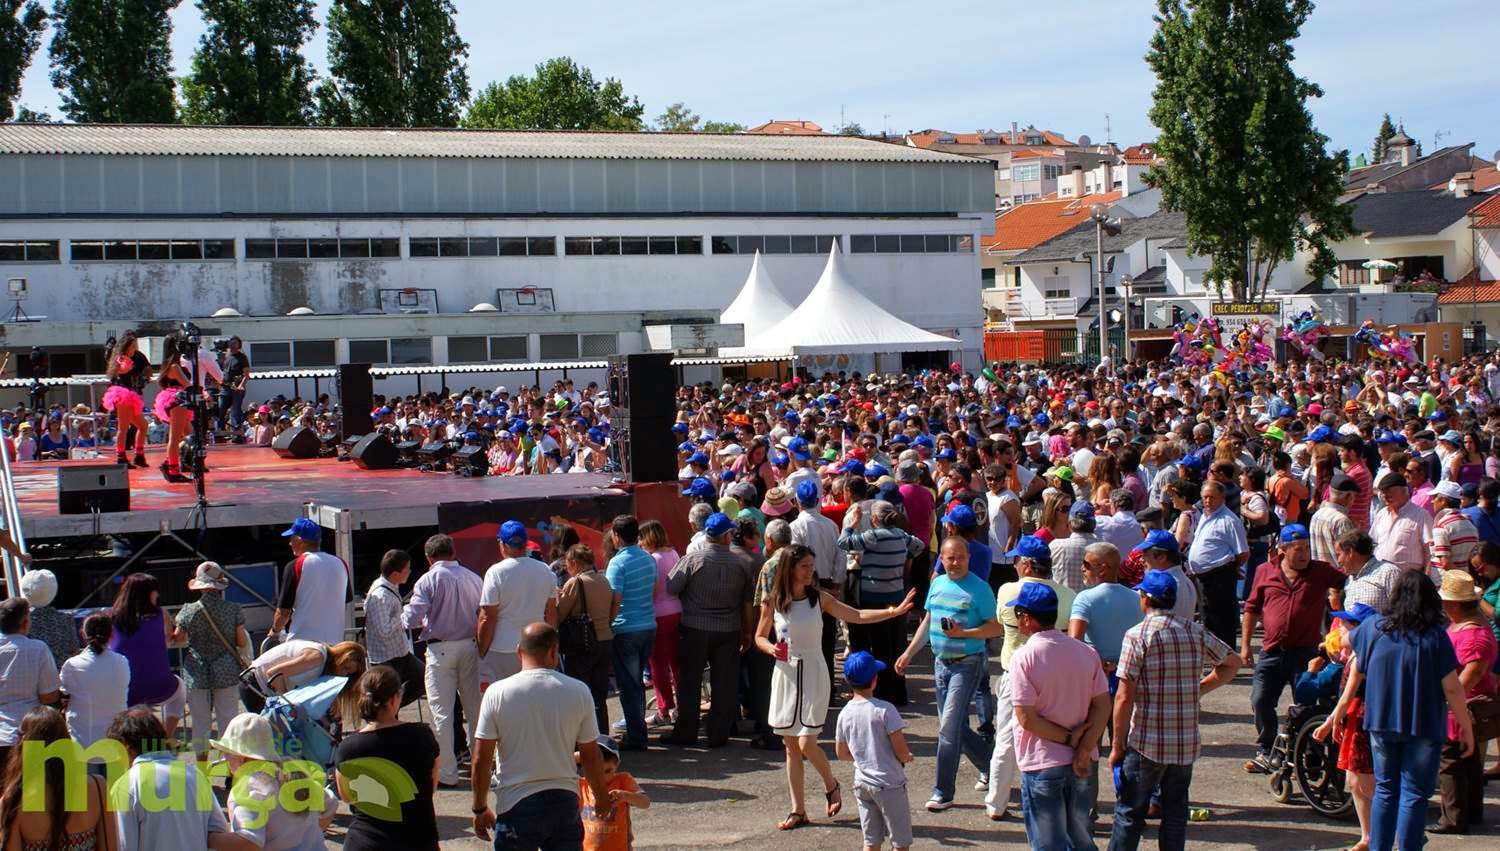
left=326, top=657, right=1499, bottom=849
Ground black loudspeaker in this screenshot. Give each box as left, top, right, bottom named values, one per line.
left=350, top=432, right=398, bottom=470
left=606, top=353, right=677, bottom=483
left=271, top=426, right=321, bottom=459
left=58, top=464, right=130, bottom=514
left=453, top=445, right=489, bottom=477
left=338, top=363, right=374, bottom=438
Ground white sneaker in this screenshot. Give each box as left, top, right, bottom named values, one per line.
left=926, top=795, right=954, bottom=812
left=612, top=718, right=629, bottom=732
left=974, top=775, right=989, bottom=791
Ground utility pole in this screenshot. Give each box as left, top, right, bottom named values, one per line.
left=1104, top=113, right=1112, bottom=145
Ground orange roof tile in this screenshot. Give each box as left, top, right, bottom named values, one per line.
left=1430, top=165, right=1500, bottom=194
left=907, top=128, right=1074, bottom=148
left=1468, top=191, right=1500, bottom=228
left=1438, top=269, right=1500, bottom=304
left=982, top=191, right=1124, bottom=253
left=1011, top=148, right=1061, bottom=160
left=746, top=120, right=823, bottom=136
left=1121, top=143, right=1160, bottom=164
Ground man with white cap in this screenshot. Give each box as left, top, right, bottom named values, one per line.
left=1430, top=480, right=1479, bottom=577
left=215, top=712, right=337, bottom=849
left=18, top=569, right=77, bottom=668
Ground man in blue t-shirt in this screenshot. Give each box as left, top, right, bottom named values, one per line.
left=897, top=536, right=996, bottom=811
left=1066, top=541, right=1143, bottom=693
left=604, top=514, right=659, bottom=750
left=1462, top=479, right=1500, bottom=546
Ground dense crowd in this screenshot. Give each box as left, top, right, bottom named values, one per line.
left=2, top=348, right=1500, bottom=850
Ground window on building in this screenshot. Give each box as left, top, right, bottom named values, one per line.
left=763, top=236, right=791, bottom=255
left=249, top=341, right=291, bottom=367
left=0, top=241, right=61, bottom=262
left=409, top=238, right=439, bottom=257
left=370, top=238, right=400, bottom=257
left=339, top=239, right=371, bottom=258
left=69, top=238, right=237, bottom=262
left=875, top=235, right=900, bottom=253
left=981, top=268, right=997, bottom=290
left=998, top=168, right=1011, bottom=180
left=539, top=334, right=580, bottom=361
left=1338, top=261, right=1370, bottom=287
left=241, top=237, right=396, bottom=260
left=676, top=236, right=703, bottom=255
left=580, top=333, right=617, bottom=357
left=467, top=237, right=499, bottom=256
left=307, top=238, right=338, bottom=259
left=136, top=241, right=170, bottom=260
left=389, top=337, right=431, bottom=364
left=439, top=238, right=468, bottom=257
left=711, top=237, right=736, bottom=254
left=620, top=237, right=649, bottom=256
left=1013, top=164, right=1041, bottom=182
left=292, top=340, right=337, bottom=367
left=348, top=339, right=389, bottom=364
left=245, top=239, right=276, bottom=259
left=105, top=241, right=137, bottom=261
left=448, top=336, right=490, bottom=363
left=709, top=235, right=839, bottom=254
left=1043, top=165, right=1064, bottom=180
left=528, top=237, right=556, bottom=256
left=490, top=336, right=528, bottom=360
left=850, top=235, right=875, bottom=254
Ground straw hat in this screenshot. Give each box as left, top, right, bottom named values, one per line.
left=211, top=713, right=281, bottom=762
left=188, top=561, right=230, bottom=591
left=761, top=487, right=794, bottom=517
left=1438, top=570, right=1480, bottom=603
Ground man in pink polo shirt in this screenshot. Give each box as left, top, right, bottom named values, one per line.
left=1006, top=582, right=1111, bottom=849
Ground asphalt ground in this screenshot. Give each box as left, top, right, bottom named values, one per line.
left=321, top=650, right=1500, bottom=849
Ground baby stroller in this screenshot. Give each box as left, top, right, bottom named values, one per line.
left=1266, top=691, right=1353, bottom=820
left=258, top=675, right=348, bottom=770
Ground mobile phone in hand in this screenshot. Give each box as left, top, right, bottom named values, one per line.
left=940, top=617, right=954, bottom=632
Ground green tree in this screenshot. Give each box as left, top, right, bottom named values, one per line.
left=700, top=120, right=744, bottom=133
left=1, top=1, right=46, bottom=122
left=1372, top=112, right=1394, bottom=163
left=320, top=0, right=469, bottom=127
left=179, top=0, right=319, bottom=125
left=49, top=0, right=180, bottom=123
left=1145, top=0, right=1353, bottom=302
left=839, top=121, right=864, bottom=136
left=655, top=101, right=698, bottom=132
left=463, top=57, right=643, bottom=131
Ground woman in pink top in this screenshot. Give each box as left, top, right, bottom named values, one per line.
left=641, top=520, right=683, bottom=725
left=1437, top=572, right=1497, bottom=832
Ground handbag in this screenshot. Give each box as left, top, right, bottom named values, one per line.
left=559, top=574, right=598, bottom=657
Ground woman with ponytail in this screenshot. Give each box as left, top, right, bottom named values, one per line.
left=154, top=332, right=193, bottom=483
left=333, top=666, right=440, bottom=850
left=101, top=330, right=151, bottom=468
left=59, top=613, right=129, bottom=761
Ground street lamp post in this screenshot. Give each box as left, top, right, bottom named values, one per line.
left=1121, top=273, right=1133, bottom=362
left=1090, top=205, right=1122, bottom=368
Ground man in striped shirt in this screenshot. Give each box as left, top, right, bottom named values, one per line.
left=839, top=500, right=924, bottom=705
left=1430, top=481, right=1479, bottom=577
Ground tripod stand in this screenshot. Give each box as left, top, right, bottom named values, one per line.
left=178, top=324, right=213, bottom=530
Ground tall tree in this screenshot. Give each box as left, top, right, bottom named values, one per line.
left=1372, top=113, right=1394, bottom=163
left=655, top=101, right=698, bottom=132
left=1, top=1, right=46, bottom=122
left=179, top=0, right=319, bottom=125
left=463, top=57, right=643, bottom=131
left=1146, top=0, right=1353, bottom=302
left=49, top=0, right=180, bottom=122
left=320, top=0, right=469, bottom=127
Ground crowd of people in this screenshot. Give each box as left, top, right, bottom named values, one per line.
left=2, top=348, right=1500, bottom=849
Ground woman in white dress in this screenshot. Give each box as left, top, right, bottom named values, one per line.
left=754, top=544, right=916, bottom=831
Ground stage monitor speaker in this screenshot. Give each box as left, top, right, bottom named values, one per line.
left=350, top=432, right=398, bottom=470
left=453, top=445, right=489, bottom=477
left=607, top=354, right=678, bottom=483
left=338, top=363, right=374, bottom=438
left=58, top=464, right=130, bottom=514
left=271, top=426, right=321, bottom=459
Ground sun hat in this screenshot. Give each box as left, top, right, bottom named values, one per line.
left=211, top=713, right=281, bottom=762
left=1437, top=570, right=1480, bottom=602
left=188, top=561, right=230, bottom=591
left=18, top=569, right=57, bottom=608
left=1432, top=480, right=1464, bottom=502
left=761, top=487, right=794, bottom=517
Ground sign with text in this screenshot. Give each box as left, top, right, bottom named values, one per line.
left=1210, top=301, right=1280, bottom=316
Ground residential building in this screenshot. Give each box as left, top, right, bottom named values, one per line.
left=1316, top=181, right=1490, bottom=292
left=981, top=191, right=1123, bottom=326
left=903, top=124, right=1113, bottom=209
left=1438, top=193, right=1500, bottom=333
left=746, top=119, right=824, bottom=135
left=1344, top=128, right=1481, bottom=194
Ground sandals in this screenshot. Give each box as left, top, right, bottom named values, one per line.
left=825, top=782, right=842, bottom=818
left=778, top=812, right=809, bottom=831
left=1243, top=754, right=1272, bottom=774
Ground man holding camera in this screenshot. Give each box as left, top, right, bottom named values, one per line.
left=218, top=337, right=250, bottom=433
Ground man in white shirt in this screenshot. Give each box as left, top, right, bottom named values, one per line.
left=476, top=520, right=559, bottom=690
left=365, top=550, right=421, bottom=706
left=0, top=598, right=60, bottom=767
left=471, top=623, right=612, bottom=847
left=1094, top=490, right=1145, bottom=559
left=108, top=708, right=242, bottom=851
left=984, top=463, right=1022, bottom=587
left=783, top=437, right=822, bottom=501
left=271, top=517, right=350, bottom=646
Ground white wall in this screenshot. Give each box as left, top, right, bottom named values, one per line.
left=1479, top=229, right=1500, bottom=283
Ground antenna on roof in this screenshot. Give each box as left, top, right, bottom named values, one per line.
left=1433, top=129, right=1450, bottom=149
left=1104, top=113, right=1112, bottom=145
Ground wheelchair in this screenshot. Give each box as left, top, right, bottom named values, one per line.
left=1267, top=698, right=1354, bottom=819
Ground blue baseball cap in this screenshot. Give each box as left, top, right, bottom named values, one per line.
left=1279, top=523, right=1310, bottom=544
left=1178, top=455, right=1205, bottom=473
left=1005, top=535, right=1050, bottom=562
left=281, top=517, right=321, bottom=542
left=1330, top=603, right=1378, bottom=624
left=843, top=650, right=887, bottom=687
left=686, top=452, right=709, bottom=466
left=1006, top=415, right=1025, bottom=428
left=1375, top=430, right=1407, bottom=445
left=1276, top=405, right=1295, bottom=418
left=497, top=520, right=528, bottom=546
left=719, top=469, right=736, bottom=482
left=678, top=440, right=695, bottom=453
left=1004, top=582, right=1059, bottom=613
left=787, top=436, right=812, bottom=461
left=941, top=504, right=977, bottom=530
left=865, top=463, right=889, bottom=480
left=839, top=459, right=866, bottom=478
left=1308, top=425, right=1334, bottom=443
left=935, top=447, right=957, bottom=462
left=704, top=512, right=735, bottom=537
left=795, top=479, right=819, bottom=507
left=913, top=435, right=936, bottom=450
left=1068, top=500, right=1095, bottom=519
left=1034, top=413, right=1051, bottom=427
left=681, top=477, right=716, bottom=499
left=1134, top=569, right=1178, bottom=602
left=671, top=422, right=689, bottom=434
left=1132, top=529, right=1180, bottom=560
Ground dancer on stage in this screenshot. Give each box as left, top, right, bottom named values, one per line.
left=101, top=330, right=151, bottom=469
left=155, top=333, right=194, bottom=483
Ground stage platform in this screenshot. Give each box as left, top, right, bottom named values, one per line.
left=14, top=445, right=625, bottom=541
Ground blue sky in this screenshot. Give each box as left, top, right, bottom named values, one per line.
left=15, top=0, right=1499, bottom=161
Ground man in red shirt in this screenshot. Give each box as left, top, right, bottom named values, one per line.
left=1240, top=523, right=1345, bottom=772
left=1338, top=435, right=1373, bottom=529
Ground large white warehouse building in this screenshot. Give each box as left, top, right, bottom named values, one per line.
left=0, top=124, right=993, bottom=394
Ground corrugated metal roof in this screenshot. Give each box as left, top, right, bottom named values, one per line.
left=0, top=124, right=982, bottom=165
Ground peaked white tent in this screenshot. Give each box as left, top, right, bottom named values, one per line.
left=718, top=252, right=796, bottom=355
left=743, top=246, right=958, bottom=356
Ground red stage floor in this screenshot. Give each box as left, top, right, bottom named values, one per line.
left=15, top=445, right=621, bottom=539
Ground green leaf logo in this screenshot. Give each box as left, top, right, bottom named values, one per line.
left=340, top=757, right=417, bottom=822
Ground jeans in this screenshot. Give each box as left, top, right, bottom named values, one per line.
left=611, top=628, right=655, bottom=746
left=933, top=653, right=992, bottom=801
left=1108, top=749, right=1193, bottom=851
left=425, top=638, right=480, bottom=785
left=219, top=387, right=246, bottom=430
left=1193, top=559, right=1239, bottom=649
left=1369, top=731, right=1443, bottom=851
left=1020, top=763, right=1097, bottom=851
left=1241, top=541, right=1269, bottom=600
left=563, top=638, right=613, bottom=737
left=1250, top=645, right=1319, bottom=756
left=493, top=788, right=583, bottom=850
left=847, top=615, right=908, bottom=705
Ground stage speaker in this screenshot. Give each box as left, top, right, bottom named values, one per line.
left=271, top=426, right=321, bottom=459
left=453, top=445, right=489, bottom=477
left=606, top=353, right=678, bottom=483
left=58, top=464, right=130, bottom=514
left=350, top=432, right=399, bottom=470
left=337, top=363, right=374, bottom=438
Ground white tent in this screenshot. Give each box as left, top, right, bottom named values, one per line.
left=743, top=246, right=958, bottom=356
left=718, top=252, right=796, bottom=355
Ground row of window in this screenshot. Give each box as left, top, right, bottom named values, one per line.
left=245, top=333, right=619, bottom=368
left=849, top=234, right=973, bottom=254
left=2, top=233, right=977, bottom=264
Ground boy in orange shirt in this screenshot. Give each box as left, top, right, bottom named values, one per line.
left=578, top=736, right=651, bottom=850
